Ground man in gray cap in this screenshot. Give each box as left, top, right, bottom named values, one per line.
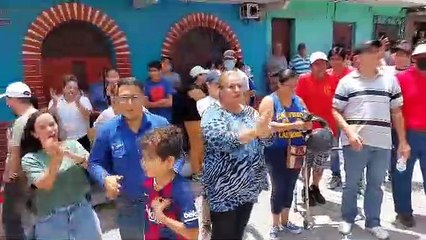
left=0, top=81, right=38, bottom=240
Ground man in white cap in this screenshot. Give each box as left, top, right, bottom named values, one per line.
left=0, top=81, right=38, bottom=239
left=392, top=43, right=426, bottom=228
left=296, top=51, right=337, bottom=207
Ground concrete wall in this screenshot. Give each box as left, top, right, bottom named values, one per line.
left=0, top=0, right=268, bottom=121
left=266, top=1, right=405, bottom=55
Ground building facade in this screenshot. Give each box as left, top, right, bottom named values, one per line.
left=267, top=1, right=406, bottom=62
left=0, top=0, right=409, bottom=168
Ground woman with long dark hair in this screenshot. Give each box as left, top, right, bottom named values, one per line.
left=20, top=110, right=101, bottom=240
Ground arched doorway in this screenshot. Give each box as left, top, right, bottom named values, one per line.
left=22, top=3, right=132, bottom=107
left=162, top=13, right=243, bottom=83
left=41, top=20, right=113, bottom=100
left=172, top=27, right=231, bottom=83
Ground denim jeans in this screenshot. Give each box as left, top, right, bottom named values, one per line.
left=116, top=196, right=146, bottom=240
left=341, top=145, right=390, bottom=227
left=391, top=130, right=426, bottom=215
left=2, top=176, right=35, bottom=240
left=35, top=200, right=101, bottom=240
left=330, top=135, right=341, bottom=177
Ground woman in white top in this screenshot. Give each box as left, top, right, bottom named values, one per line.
left=48, top=75, right=92, bottom=151
left=196, top=71, right=220, bottom=117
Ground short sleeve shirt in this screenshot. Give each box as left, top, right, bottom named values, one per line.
left=48, top=96, right=93, bottom=140
left=10, top=107, right=38, bottom=147
left=21, top=140, right=90, bottom=217
left=145, top=79, right=174, bottom=121
left=5, top=107, right=38, bottom=170
left=333, top=70, right=403, bottom=149
left=144, top=175, right=198, bottom=240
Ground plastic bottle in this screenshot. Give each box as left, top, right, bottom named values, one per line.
left=396, top=156, right=407, bottom=172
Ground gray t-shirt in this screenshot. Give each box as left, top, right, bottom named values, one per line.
left=333, top=70, right=403, bottom=149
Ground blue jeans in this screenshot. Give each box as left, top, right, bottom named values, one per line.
left=35, top=200, right=101, bottom=240
left=265, top=148, right=300, bottom=214
left=330, top=136, right=341, bottom=177
left=116, top=196, right=146, bottom=240
left=391, top=130, right=426, bottom=215
left=341, top=145, right=390, bottom=227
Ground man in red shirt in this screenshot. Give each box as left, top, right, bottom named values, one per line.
left=296, top=51, right=339, bottom=206
left=392, top=43, right=426, bottom=228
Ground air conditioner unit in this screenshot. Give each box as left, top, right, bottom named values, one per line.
left=240, top=3, right=260, bottom=20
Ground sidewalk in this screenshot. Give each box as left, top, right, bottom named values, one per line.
left=245, top=161, right=426, bottom=240
left=99, top=161, right=426, bottom=240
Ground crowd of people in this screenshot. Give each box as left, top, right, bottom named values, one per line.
left=0, top=36, right=425, bottom=240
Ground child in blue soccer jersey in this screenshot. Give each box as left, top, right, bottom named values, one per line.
left=140, top=126, right=199, bottom=240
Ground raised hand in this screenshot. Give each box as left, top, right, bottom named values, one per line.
left=50, top=88, right=59, bottom=105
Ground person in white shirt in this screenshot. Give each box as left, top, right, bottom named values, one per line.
left=48, top=75, right=92, bottom=150
left=196, top=71, right=220, bottom=117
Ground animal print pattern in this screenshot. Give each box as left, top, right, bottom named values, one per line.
left=200, top=104, right=272, bottom=212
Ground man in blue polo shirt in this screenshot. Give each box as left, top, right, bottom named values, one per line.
left=88, top=79, right=168, bottom=240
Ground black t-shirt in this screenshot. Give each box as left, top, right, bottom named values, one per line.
left=172, top=90, right=201, bottom=125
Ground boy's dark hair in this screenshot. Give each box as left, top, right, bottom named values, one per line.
left=148, top=61, right=162, bottom=70
left=141, top=125, right=183, bottom=160
left=116, top=78, right=144, bottom=92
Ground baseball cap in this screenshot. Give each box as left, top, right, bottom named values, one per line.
left=353, top=40, right=382, bottom=55
left=189, top=66, right=209, bottom=78
left=0, top=82, right=32, bottom=99
left=206, top=71, right=220, bottom=84
left=309, top=51, right=328, bottom=64
left=412, top=43, right=426, bottom=56
left=392, top=41, right=412, bottom=54
left=223, top=49, right=237, bottom=60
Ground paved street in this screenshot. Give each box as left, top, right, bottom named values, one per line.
left=99, top=161, right=426, bottom=240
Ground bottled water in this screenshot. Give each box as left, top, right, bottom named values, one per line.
left=396, top=156, right=407, bottom=172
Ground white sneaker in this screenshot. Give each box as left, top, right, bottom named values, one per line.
left=339, top=221, right=353, bottom=235
left=366, top=226, right=390, bottom=240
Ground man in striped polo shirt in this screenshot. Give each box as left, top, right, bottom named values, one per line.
left=332, top=40, right=410, bottom=240
left=289, top=43, right=311, bottom=75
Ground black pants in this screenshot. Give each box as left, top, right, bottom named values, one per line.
left=210, top=202, right=254, bottom=240
left=2, top=177, right=28, bottom=240
left=77, top=134, right=91, bottom=151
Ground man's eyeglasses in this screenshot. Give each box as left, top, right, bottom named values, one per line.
left=116, top=95, right=143, bottom=104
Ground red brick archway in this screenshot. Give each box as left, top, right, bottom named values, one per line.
left=161, top=13, right=243, bottom=59
left=22, top=2, right=132, bottom=107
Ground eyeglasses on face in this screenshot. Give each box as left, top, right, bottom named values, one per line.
left=116, top=95, right=143, bottom=104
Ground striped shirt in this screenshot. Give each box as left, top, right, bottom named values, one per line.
left=289, top=54, right=311, bottom=75
left=333, top=70, right=403, bottom=149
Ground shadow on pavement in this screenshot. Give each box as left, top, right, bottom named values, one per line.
left=244, top=224, right=265, bottom=240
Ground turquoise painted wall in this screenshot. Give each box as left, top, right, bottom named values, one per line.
left=266, top=1, right=405, bottom=56
left=0, top=0, right=268, bottom=121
